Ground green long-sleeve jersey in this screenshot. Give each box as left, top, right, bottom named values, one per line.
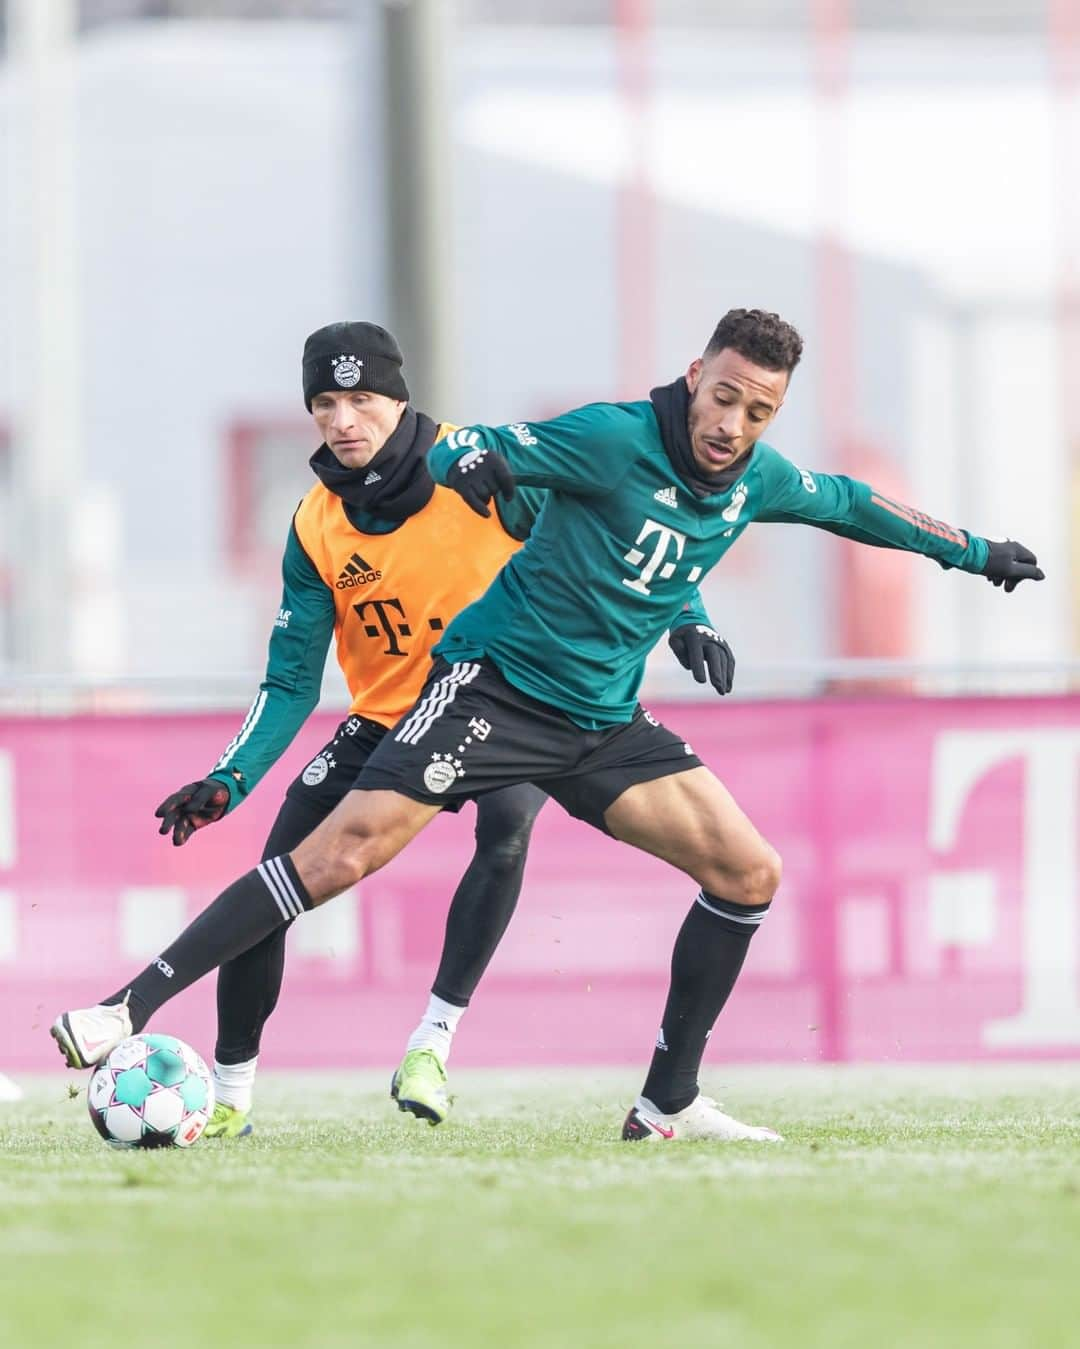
left=206, top=522, right=334, bottom=811
left=428, top=400, right=989, bottom=728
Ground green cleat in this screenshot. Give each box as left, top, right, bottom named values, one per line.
left=203, top=1102, right=253, bottom=1139
left=390, top=1048, right=451, bottom=1126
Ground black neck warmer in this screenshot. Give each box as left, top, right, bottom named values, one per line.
left=649, top=376, right=755, bottom=499
left=309, top=406, right=439, bottom=523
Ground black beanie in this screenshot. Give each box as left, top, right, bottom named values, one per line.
left=302, top=321, right=410, bottom=410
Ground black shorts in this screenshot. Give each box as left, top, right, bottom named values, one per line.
left=356, top=658, right=702, bottom=833
left=284, top=714, right=389, bottom=816
left=278, top=713, right=547, bottom=855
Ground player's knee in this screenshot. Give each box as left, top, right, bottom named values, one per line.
left=333, top=825, right=381, bottom=884
left=705, top=842, right=781, bottom=908
left=299, top=819, right=379, bottom=895
left=473, top=826, right=532, bottom=876
left=741, top=844, right=782, bottom=907
left=474, top=794, right=541, bottom=864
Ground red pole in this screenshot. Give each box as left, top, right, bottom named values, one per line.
left=614, top=0, right=656, bottom=401
left=812, top=0, right=911, bottom=677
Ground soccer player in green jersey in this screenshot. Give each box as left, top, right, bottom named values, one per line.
left=54, top=308, right=1042, bottom=1142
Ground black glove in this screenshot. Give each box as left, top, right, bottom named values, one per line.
left=445, top=438, right=516, bottom=518
left=668, top=624, right=736, bottom=696
left=155, top=779, right=230, bottom=847
left=982, top=539, right=1044, bottom=593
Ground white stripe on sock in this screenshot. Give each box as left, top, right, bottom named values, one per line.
left=695, top=891, right=769, bottom=924
left=257, top=861, right=298, bottom=921
left=267, top=855, right=305, bottom=917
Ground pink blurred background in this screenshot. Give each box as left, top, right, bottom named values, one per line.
left=3, top=694, right=1079, bottom=1071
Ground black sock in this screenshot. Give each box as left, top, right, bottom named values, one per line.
left=430, top=783, right=546, bottom=1006
left=214, top=795, right=324, bottom=1065
left=641, top=891, right=770, bottom=1115
left=213, top=927, right=290, bottom=1064
left=105, top=855, right=313, bottom=1033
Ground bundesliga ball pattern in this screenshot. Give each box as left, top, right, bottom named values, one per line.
left=87, top=1034, right=214, bottom=1149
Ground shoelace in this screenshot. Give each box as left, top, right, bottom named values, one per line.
left=407, top=1050, right=447, bottom=1081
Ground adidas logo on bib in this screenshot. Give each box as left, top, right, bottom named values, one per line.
left=335, top=552, right=382, bottom=588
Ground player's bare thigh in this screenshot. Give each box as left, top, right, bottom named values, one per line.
left=603, top=766, right=781, bottom=907
left=290, top=788, right=441, bottom=906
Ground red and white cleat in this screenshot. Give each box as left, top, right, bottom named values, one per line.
left=622, top=1093, right=783, bottom=1143
left=50, top=1000, right=133, bottom=1069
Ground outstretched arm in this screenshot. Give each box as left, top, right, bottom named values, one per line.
left=155, top=522, right=334, bottom=845
left=754, top=449, right=1043, bottom=588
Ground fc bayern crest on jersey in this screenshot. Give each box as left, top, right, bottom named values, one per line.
left=331, top=354, right=363, bottom=388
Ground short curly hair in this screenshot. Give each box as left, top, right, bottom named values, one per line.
left=704, top=308, right=804, bottom=375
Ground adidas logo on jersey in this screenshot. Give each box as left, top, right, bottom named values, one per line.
left=653, top=486, right=679, bottom=509
left=335, top=552, right=383, bottom=589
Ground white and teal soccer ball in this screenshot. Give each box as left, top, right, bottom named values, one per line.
left=87, top=1034, right=214, bottom=1149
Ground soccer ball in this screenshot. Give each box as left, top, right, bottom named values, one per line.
left=87, top=1034, right=214, bottom=1149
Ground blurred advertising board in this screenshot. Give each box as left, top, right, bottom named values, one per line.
left=2, top=693, right=1079, bottom=1069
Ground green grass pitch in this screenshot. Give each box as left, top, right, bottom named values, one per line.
left=2, top=1066, right=1080, bottom=1348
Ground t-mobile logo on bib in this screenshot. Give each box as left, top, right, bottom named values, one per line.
left=622, top=519, right=687, bottom=595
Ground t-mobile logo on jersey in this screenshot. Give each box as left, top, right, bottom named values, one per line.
left=622, top=519, right=687, bottom=595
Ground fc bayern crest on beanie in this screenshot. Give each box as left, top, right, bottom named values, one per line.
left=302, top=321, right=410, bottom=410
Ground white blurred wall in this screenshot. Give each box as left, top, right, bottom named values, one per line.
left=0, top=17, right=1070, bottom=689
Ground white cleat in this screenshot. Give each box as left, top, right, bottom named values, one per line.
left=622, top=1093, right=783, bottom=1143
left=50, top=999, right=133, bottom=1069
